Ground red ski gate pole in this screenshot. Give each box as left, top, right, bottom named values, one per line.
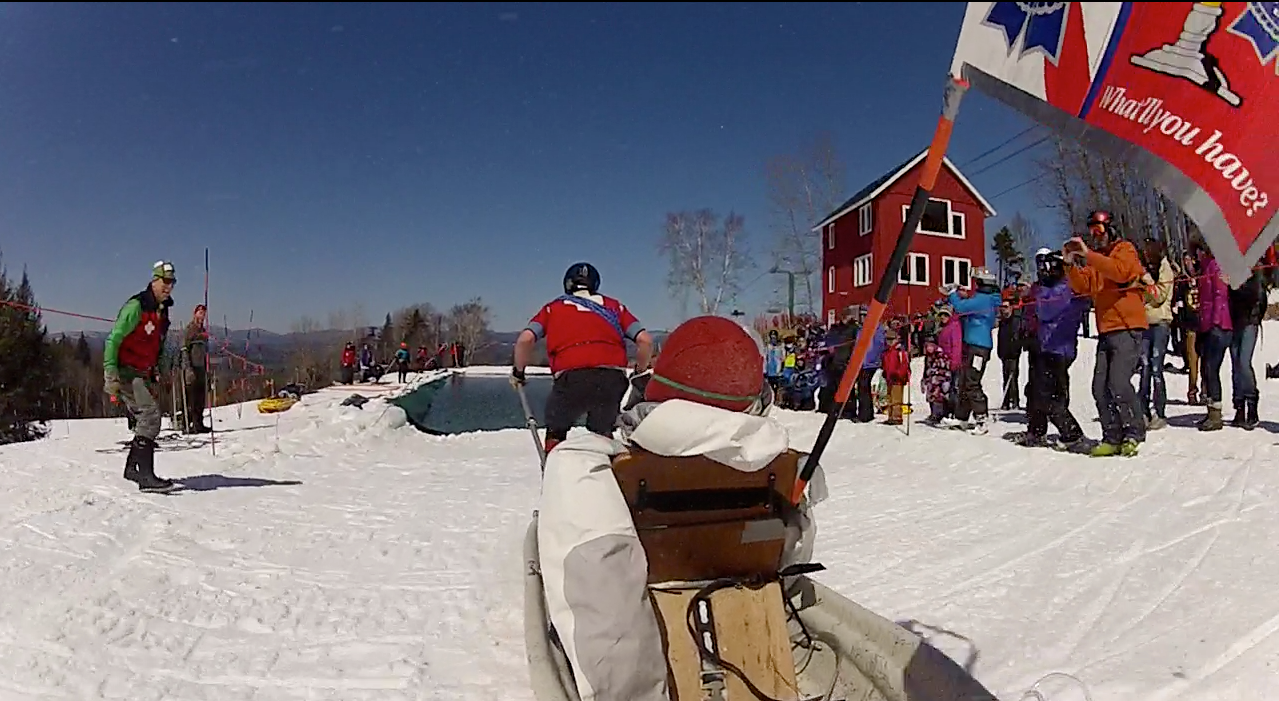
left=791, top=75, right=969, bottom=506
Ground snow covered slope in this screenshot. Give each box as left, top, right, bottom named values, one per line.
left=2, top=326, right=1278, bottom=700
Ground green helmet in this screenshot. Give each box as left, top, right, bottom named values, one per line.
left=152, top=260, right=176, bottom=282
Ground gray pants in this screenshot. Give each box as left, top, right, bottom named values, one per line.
left=1093, top=329, right=1145, bottom=444
left=117, top=376, right=162, bottom=440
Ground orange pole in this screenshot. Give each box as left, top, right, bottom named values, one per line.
left=792, top=74, right=970, bottom=506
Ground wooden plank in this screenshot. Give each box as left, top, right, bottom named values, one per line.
left=650, top=582, right=799, bottom=701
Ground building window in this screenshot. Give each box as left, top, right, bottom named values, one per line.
left=941, top=256, right=971, bottom=288
left=901, top=198, right=964, bottom=238
left=853, top=253, right=873, bottom=287
left=898, top=252, right=929, bottom=286
left=826, top=223, right=835, bottom=250
left=827, top=265, right=835, bottom=293
left=858, top=204, right=872, bottom=236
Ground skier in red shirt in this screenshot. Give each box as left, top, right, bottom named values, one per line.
left=511, top=262, right=654, bottom=453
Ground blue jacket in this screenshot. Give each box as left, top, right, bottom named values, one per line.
left=763, top=343, right=785, bottom=376
left=864, top=324, right=887, bottom=369
left=1035, top=280, right=1090, bottom=359
left=948, top=290, right=1000, bottom=350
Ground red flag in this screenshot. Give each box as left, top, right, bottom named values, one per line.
left=951, top=2, right=1279, bottom=284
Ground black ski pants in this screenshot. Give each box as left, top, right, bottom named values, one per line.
left=544, top=367, right=630, bottom=442
left=955, top=343, right=991, bottom=421
left=999, top=355, right=1021, bottom=408
left=1026, top=352, right=1082, bottom=442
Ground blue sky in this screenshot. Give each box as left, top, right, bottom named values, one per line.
left=0, top=1, right=1051, bottom=335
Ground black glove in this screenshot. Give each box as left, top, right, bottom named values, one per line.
left=509, top=366, right=526, bottom=389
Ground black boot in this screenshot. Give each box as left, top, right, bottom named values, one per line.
left=130, top=436, right=177, bottom=493
left=1244, top=398, right=1259, bottom=430
left=122, top=441, right=141, bottom=483
left=1230, top=403, right=1246, bottom=427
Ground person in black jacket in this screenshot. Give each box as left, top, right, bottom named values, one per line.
left=995, top=289, right=1028, bottom=410
left=819, top=306, right=862, bottom=419
left=1227, top=263, right=1267, bottom=428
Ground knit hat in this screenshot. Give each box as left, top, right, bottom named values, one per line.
left=645, top=315, right=766, bottom=413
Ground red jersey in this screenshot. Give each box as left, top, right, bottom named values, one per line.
left=528, top=293, right=643, bottom=375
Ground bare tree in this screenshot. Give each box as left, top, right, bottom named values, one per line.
left=1032, top=135, right=1188, bottom=253
left=446, top=297, right=492, bottom=357
left=349, top=302, right=368, bottom=338
left=658, top=209, right=751, bottom=317
left=764, top=133, right=845, bottom=314
left=290, top=315, right=321, bottom=335
left=326, top=308, right=350, bottom=334
left=286, top=315, right=336, bottom=387
left=1007, top=211, right=1039, bottom=264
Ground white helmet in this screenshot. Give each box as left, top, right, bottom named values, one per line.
left=971, top=266, right=998, bottom=286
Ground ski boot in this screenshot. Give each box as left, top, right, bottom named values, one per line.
left=1089, top=439, right=1139, bottom=457
left=127, top=436, right=177, bottom=493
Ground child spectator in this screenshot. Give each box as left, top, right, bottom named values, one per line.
left=881, top=327, right=911, bottom=425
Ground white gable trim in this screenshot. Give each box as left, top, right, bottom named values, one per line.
left=812, top=152, right=998, bottom=231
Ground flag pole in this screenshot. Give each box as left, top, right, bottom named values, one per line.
left=792, top=74, right=969, bottom=506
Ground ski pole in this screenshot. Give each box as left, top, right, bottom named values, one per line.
left=515, top=383, right=547, bottom=472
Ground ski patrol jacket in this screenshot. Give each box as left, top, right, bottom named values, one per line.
left=104, top=287, right=173, bottom=377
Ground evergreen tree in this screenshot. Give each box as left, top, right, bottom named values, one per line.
left=75, top=332, right=92, bottom=366
left=379, top=313, right=395, bottom=359
left=402, top=307, right=427, bottom=348
left=990, top=226, right=1025, bottom=286
left=0, top=257, right=60, bottom=444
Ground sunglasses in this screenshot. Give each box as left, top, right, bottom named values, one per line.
left=157, top=277, right=176, bottom=285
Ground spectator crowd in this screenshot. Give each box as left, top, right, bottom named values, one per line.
left=760, top=210, right=1275, bottom=457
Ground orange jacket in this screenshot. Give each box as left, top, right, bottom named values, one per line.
left=1065, top=239, right=1149, bottom=334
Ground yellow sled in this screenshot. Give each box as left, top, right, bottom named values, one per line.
left=524, top=448, right=999, bottom=701
left=257, top=396, right=299, bottom=414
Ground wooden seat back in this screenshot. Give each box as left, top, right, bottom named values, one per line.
left=610, top=448, right=800, bottom=584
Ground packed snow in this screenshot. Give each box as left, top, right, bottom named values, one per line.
left=3, top=326, right=1278, bottom=700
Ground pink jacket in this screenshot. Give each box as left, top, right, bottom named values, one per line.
left=1196, top=257, right=1233, bottom=333
left=939, top=317, right=963, bottom=372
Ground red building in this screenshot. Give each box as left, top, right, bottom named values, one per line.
left=814, top=148, right=997, bottom=325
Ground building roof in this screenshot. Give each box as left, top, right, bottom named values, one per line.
left=812, top=149, right=998, bottom=231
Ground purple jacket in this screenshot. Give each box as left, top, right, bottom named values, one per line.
left=1035, top=279, right=1090, bottom=359
left=938, top=317, right=963, bottom=372
left=1197, top=257, right=1233, bottom=333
